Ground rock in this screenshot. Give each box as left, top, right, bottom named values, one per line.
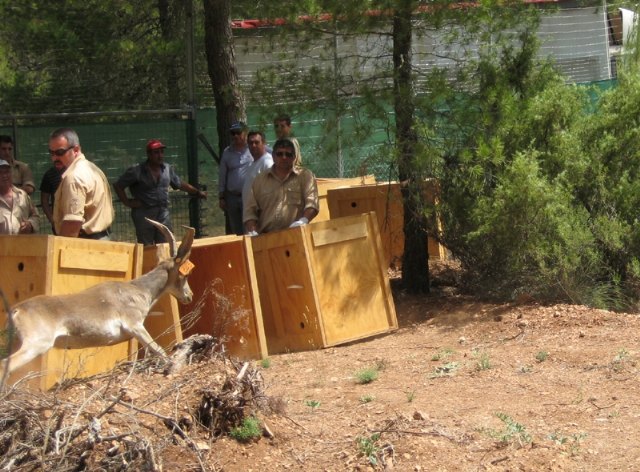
left=412, top=410, right=428, bottom=420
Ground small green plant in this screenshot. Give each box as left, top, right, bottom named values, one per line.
left=535, top=351, right=548, bottom=362
left=493, top=412, right=531, bottom=446
left=305, top=399, right=321, bottom=410
left=431, top=347, right=454, bottom=361
left=259, top=357, right=271, bottom=368
left=430, top=361, right=460, bottom=378
left=229, top=416, right=261, bottom=443
left=518, top=364, right=533, bottom=373
left=359, top=394, right=375, bottom=404
left=405, top=390, right=415, bottom=403
left=355, top=367, right=379, bottom=384
left=356, top=433, right=381, bottom=465
left=614, top=348, right=629, bottom=361
left=612, top=348, right=630, bottom=372
left=548, top=431, right=587, bottom=455
left=475, top=350, right=492, bottom=371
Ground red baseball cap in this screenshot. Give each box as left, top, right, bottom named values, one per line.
left=146, top=139, right=166, bottom=151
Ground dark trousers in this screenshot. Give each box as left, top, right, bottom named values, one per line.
left=132, top=206, right=172, bottom=245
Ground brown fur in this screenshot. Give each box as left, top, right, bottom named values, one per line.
left=1, top=220, right=195, bottom=378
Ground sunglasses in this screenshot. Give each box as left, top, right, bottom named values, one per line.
left=49, top=145, right=74, bottom=157
left=275, top=150, right=295, bottom=159
left=230, top=130, right=242, bottom=136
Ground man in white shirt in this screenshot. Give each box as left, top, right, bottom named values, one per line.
left=242, top=130, right=273, bottom=205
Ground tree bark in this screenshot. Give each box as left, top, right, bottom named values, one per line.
left=202, top=0, right=246, bottom=156
left=157, top=0, right=183, bottom=107
left=393, top=0, right=430, bottom=293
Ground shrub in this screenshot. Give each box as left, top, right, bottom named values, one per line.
left=229, top=416, right=261, bottom=443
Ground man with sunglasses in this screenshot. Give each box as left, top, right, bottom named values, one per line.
left=243, top=138, right=318, bottom=235
left=114, top=139, right=206, bottom=245
left=218, top=121, right=252, bottom=235
left=49, top=128, right=114, bottom=239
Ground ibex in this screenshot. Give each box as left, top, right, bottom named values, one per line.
left=0, top=219, right=196, bottom=378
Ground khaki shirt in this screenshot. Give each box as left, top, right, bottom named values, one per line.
left=11, top=160, right=35, bottom=192
left=244, top=166, right=318, bottom=233
left=0, top=186, right=40, bottom=234
left=53, top=153, right=114, bottom=235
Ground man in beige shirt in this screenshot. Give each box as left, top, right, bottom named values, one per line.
left=244, top=138, right=318, bottom=234
left=0, top=159, right=39, bottom=234
left=50, top=128, right=114, bottom=239
left=0, top=135, right=35, bottom=195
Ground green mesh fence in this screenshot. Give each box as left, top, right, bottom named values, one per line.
left=0, top=111, right=220, bottom=242
left=0, top=78, right=618, bottom=242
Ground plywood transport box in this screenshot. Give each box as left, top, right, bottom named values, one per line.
left=141, top=244, right=184, bottom=351
left=0, top=235, right=143, bottom=391
left=315, top=175, right=376, bottom=222
left=176, top=235, right=268, bottom=360
left=251, top=212, right=398, bottom=355
left=327, top=181, right=446, bottom=269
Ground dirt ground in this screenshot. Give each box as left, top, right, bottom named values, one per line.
left=3, top=263, right=640, bottom=471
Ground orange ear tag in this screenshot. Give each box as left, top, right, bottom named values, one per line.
left=179, top=260, right=195, bottom=276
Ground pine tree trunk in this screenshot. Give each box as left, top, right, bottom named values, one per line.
left=202, top=0, right=246, bottom=156
left=157, top=0, right=183, bottom=108
left=393, top=0, right=430, bottom=294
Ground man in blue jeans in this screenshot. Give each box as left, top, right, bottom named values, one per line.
left=114, top=139, right=206, bottom=245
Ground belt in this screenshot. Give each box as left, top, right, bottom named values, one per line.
left=79, top=228, right=111, bottom=240
left=225, top=191, right=242, bottom=197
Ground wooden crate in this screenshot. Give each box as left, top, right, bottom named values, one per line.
left=0, top=235, right=142, bottom=391
left=315, top=175, right=376, bottom=222
left=326, top=181, right=446, bottom=268
left=251, top=212, right=397, bottom=355
left=177, top=235, right=267, bottom=360
left=141, top=245, right=184, bottom=353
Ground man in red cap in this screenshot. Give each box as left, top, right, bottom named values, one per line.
left=114, top=138, right=206, bottom=245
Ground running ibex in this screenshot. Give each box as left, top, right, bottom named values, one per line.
left=0, top=219, right=195, bottom=378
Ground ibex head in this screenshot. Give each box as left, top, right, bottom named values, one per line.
left=145, top=218, right=196, bottom=304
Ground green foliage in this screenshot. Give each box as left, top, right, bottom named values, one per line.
left=535, top=351, right=548, bottom=362
left=305, top=399, right=321, bottom=410
left=434, top=19, right=640, bottom=308
left=359, top=394, right=375, bottom=403
left=354, top=367, right=379, bottom=384
left=431, top=347, right=455, bottom=361
left=0, top=0, right=188, bottom=113
left=260, top=358, right=271, bottom=368
left=356, top=433, right=382, bottom=466
left=474, top=350, right=492, bottom=371
left=548, top=431, right=587, bottom=455
left=229, top=416, right=262, bottom=443
left=492, top=412, right=532, bottom=446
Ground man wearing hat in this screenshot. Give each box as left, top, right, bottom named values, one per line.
left=114, top=138, right=206, bottom=245
left=0, top=135, right=36, bottom=195
left=0, top=158, right=40, bottom=234
left=218, top=121, right=252, bottom=235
